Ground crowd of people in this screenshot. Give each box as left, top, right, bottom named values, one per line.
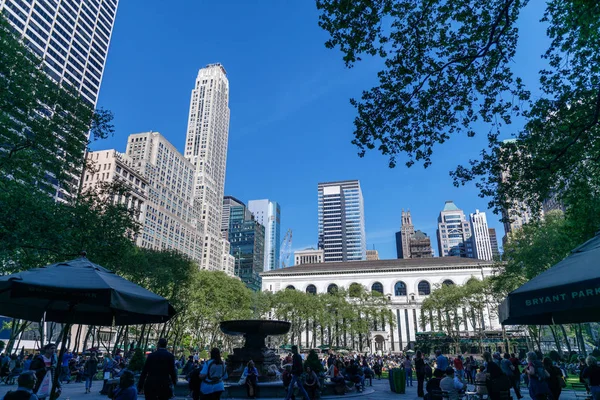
left=0, top=342, right=599, bottom=400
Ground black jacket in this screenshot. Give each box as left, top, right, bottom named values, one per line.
left=138, top=349, right=177, bottom=389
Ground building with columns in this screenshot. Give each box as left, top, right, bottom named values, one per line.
left=261, top=257, right=498, bottom=353
left=294, top=248, right=324, bottom=265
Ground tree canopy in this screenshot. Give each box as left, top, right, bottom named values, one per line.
left=317, top=0, right=600, bottom=216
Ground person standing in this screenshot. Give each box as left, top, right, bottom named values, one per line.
left=284, top=345, right=311, bottom=400
left=582, top=356, right=600, bottom=400
left=137, top=338, right=177, bottom=400
left=415, top=351, right=426, bottom=397
left=525, top=352, right=551, bottom=400
left=454, top=356, right=465, bottom=381
left=60, top=350, right=73, bottom=384
left=29, top=344, right=59, bottom=400
left=83, top=353, right=99, bottom=394
left=543, top=357, right=563, bottom=400
left=404, top=356, right=414, bottom=387
left=200, top=348, right=227, bottom=400
left=435, top=350, right=449, bottom=373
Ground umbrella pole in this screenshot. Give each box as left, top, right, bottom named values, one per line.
left=51, top=321, right=72, bottom=400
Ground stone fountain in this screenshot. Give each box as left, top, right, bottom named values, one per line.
left=220, top=319, right=291, bottom=382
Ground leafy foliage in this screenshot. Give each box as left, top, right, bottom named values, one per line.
left=317, top=0, right=600, bottom=217
left=128, top=348, right=146, bottom=372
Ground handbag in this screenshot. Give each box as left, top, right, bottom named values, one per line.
left=37, top=371, right=52, bottom=399
left=239, top=376, right=247, bottom=385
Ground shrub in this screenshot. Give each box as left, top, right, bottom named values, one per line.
left=128, top=348, right=146, bottom=372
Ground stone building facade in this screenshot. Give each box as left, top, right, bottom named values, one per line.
left=261, top=257, right=498, bottom=353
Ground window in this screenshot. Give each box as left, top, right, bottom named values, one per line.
left=371, top=282, right=383, bottom=295
left=418, top=281, right=431, bottom=295
left=285, top=285, right=295, bottom=290
left=443, top=279, right=454, bottom=286
left=306, top=285, right=317, bottom=295
left=394, top=281, right=407, bottom=296
left=327, top=284, right=338, bottom=294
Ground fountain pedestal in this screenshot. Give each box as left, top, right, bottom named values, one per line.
left=220, top=320, right=291, bottom=382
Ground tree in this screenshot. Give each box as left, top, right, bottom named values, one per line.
left=317, top=0, right=600, bottom=216
left=0, top=15, right=113, bottom=192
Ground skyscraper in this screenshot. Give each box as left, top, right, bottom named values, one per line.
left=0, top=0, right=118, bottom=106
left=317, top=180, right=366, bottom=262
left=227, top=201, right=265, bottom=292
left=125, top=132, right=203, bottom=262
left=222, top=196, right=245, bottom=239
left=470, top=210, right=493, bottom=261
left=396, top=210, right=414, bottom=259
left=395, top=210, right=433, bottom=258
left=1, top=0, right=119, bottom=200
left=489, top=228, right=500, bottom=259
left=248, top=199, right=281, bottom=272
left=184, top=64, right=230, bottom=271
left=437, top=201, right=474, bottom=258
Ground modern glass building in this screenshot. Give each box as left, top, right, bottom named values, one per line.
left=317, top=180, right=366, bottom=262
left=0, top=0, right=119, bottom=106
left=228, top=203, right=265, bottom=292
left=248, top=199, right=281, bottom=271
left=436, top=201, right=474, bottom=258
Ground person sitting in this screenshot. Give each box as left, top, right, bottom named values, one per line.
left=110, top=370, right=137, bottom=400
left=344, top=359, right=364, bottom=391
left=242, top=360, right=259, bottom=399
left=304, top=366, right=319, bottom=400
left=3, top=371, right=38, bottom=400
left=362, top=360, right=374, bottom=386
left=373, top=361, right=382, bottom=380
left=425, top=368, right=445, bottom=400
left=440, top=367, right=465, bottom=400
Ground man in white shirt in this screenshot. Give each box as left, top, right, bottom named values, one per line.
left=440, top=367, right=465, bottom=400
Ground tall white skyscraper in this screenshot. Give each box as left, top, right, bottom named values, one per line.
left=184, top=64, right=230, bottom=271
left=317, top=180, right=366, bottom=263
left=437, top=201, right=474, bottom=258
left=470, top=210, right=494, bottom=261
left=0, top=0, right=119, bottom=106
left=248, top=199, right=281, bottom=271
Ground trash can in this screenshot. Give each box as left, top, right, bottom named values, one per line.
left=395, top=368, right=406, bottom=394
left=389, top=368, right=406, bottom=394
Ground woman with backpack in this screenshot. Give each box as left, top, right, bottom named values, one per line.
left=200, top=348, right=228, bottom=400
left=525, top=352, right=551, bottom=400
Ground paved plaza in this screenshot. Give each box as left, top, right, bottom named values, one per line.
left=0, top=378, right=585, bottom=400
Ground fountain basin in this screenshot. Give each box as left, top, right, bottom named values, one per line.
left=220, top=319, right=291, bottom=382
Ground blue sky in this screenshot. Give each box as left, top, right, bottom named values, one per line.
left=94, top=1, right=549, bottom=261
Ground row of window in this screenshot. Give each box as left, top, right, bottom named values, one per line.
left=286, top=280, right=456, bottom=296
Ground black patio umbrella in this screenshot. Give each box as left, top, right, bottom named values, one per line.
left=0, top=256, right=176, bottom=399
left=0, top=256, right=176, bottom=325
left=499, top=232, right=600, bottom=325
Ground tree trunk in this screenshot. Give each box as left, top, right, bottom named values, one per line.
left=82, top=326, right=93, bottom=352
left=549, top=325, right=563, bottom=357
left=559, top=324, right=572, bottom=357
left=137, top=324, right=146, bottom=348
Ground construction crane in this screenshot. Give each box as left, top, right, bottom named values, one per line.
left=279, top=229, right=293, bottom=269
